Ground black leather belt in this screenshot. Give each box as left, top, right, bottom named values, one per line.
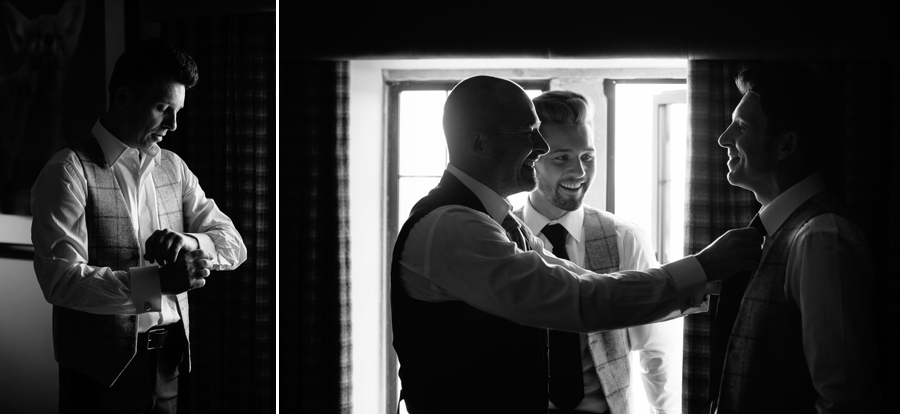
left=137, top=322, right=179, bottom=351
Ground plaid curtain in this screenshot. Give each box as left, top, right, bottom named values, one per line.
left=682, top=60, right=900, bottom=413
left=158, top=12, right=276, bottom=413
left=682, top=60, right=761, bottom=414
left=285, top=61, right=352, bottom=413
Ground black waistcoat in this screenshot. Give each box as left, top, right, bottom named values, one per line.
left=390, top=171, right=548, bottom=413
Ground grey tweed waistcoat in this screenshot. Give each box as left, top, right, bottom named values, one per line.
left=514, top=205, right=631, bottom=414
left=52, top=137, right=190, bottom=387
left=715, top=197, right=829, bottom=414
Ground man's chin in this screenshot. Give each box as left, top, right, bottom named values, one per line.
left=551, top=195, right=582, bottom=212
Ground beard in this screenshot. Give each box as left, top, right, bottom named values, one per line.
left=494, top=153, right=538, bottom=197
left=536, top=177, right=584, bottom=212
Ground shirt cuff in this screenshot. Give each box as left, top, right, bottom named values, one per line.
left=663, top=256, right=707, bottom=312
left=187, top=233, right=217, bottom=260
left=131, top=265, right=162, bottom=314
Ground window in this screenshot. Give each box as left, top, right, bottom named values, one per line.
left=349, top=60, right=688, bottom=414
left=604, top=80, right=687, bottom=262
left=605, top=80, right=687, bottom=412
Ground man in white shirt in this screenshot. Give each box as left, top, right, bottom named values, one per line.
left=516, top=90, right=681, bottom=414
left=710, top=62, right=881, bottom=413
left=31, top=38, right=247, bottom=413
left=390, top=75, right=763, bottom=413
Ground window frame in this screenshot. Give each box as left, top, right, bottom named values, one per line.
left=651, top=89, right=687, bottom=264
left=602, top=78, right=686, bottom=213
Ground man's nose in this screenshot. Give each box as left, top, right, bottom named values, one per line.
left=531, top=129, right=549, bottom=155
left=163, top=112, right=177, bottom=131
left=572, top=159, right=587, bottom=177
left=717, top=124, right=734, bottom=148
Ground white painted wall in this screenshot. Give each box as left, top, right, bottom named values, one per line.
left=0, top=215, right=57, bottom=414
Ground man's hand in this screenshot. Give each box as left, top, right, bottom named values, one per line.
left=145, top=229, right=199, bottom=266
left=159, top=249, right=215, bottom=295
left=695, top=227, right=764, bottom=283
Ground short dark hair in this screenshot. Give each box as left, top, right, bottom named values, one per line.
left=532, top=90, right=593, bottom=126
left=108, top=37, right=198, bottom=101
left=735, top=62, right=825, bottom=165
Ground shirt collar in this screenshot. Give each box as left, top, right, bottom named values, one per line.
left=521, top=197, right=584, bottom=242
left=757, top=172, right=825, bottom=236
left=92, top=119, right=160, bottom=167
left=447, top=164, right=513, bottom=224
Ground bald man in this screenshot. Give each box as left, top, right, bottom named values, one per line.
left=390, top=75, right=763, bottom=414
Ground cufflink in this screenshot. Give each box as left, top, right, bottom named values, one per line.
left=143, top=302, right=152, bottom=311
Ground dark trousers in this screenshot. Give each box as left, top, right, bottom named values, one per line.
left=59, top=322, right=185, bottom=414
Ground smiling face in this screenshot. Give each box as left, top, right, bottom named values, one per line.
left=120, top=81, right=185, bottom=155
left=531, top=122, right=595, bottom=218
left=717, top=93, right=779, bottom=198
left=484, top=98, right=549, bottom=197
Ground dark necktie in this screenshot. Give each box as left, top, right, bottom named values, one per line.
left=541, top=223, right=584, bottom=411
left=501, top=214, right=528, bottom=251
left=709, top=214, right=766, bottom=405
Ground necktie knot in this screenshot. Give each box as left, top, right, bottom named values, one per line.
left=749, top=214, right=767, bottom=237
left=501, top=214, right=521, bottom=233
left=502, top=214, right=527, bottom=251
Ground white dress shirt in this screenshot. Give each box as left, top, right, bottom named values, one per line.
left=397, top=164, right=708, bottom=334
left=522, top=200, right=682, bottom=414
left=32, top=120, right=247, bottom=333
left=754, top=173, right=880, bottom=413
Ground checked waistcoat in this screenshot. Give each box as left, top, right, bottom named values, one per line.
left=52, top=136, right=190, bottom=387
left=514, top=205, right=632, bottom=414
left=715, top=197, right=831, bottom=414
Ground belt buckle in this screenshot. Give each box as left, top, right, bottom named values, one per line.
left=145, top=329, right=168, bottom=350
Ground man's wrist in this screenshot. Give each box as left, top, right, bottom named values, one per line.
left=184, top=233, right=200, bottom=251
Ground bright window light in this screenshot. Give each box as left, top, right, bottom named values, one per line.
left=397, top=89, right=543, bottom=226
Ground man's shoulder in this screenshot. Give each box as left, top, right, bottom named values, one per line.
left=582, top=204, right=618, bottom=226
left=158, top=147, right=184, bottom=162
left=155, top=148, right=190, bottom=174
left=412, top=204, right=497, bottom=232
left=47, top=146, right=79, bottom=164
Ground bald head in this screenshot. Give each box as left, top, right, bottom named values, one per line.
left=442, top=75, right=537, bottom=158
left=439, top=75, right=548, bottom=197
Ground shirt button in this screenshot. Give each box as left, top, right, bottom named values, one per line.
left=143, top=302, right=152, bottom=311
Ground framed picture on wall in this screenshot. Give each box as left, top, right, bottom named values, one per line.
left=0, top=0, right=106, bottom=218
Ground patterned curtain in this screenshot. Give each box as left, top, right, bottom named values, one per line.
left=285, top=61, right=352, bottom=413
left=158, top=12, right=276, bottom=413
left=682, top=60, right=900, bottom=413
left=681, top=60, right=760, bottom=413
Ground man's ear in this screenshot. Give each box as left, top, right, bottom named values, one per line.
left=776, top=131, right=799, bottom=161
left=471, top=130, right=491, bottom=160
left=113, top=86, right=132, bottom=112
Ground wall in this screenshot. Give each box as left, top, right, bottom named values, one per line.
left=0, top=1, right=126, bottom=411
left=284, top=4, right=891, bottom=61
left=0, top=216, right=57, bottom=414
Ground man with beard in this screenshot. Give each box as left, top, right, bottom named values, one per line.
left=515, top=90, right=681, bottom=414
left=390, top=75, right=763, bottom=413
